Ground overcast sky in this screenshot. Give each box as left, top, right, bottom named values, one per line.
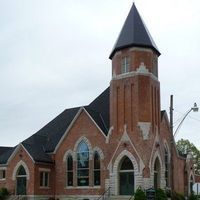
left=0, top=0, right=200, bottom=148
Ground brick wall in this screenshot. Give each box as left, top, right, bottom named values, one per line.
left=54, top=109, right=109, bottom=196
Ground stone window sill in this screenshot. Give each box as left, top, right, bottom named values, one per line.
left=65, top=186, right=101, bottom=189
left=39, top=186, right=50, bottom=189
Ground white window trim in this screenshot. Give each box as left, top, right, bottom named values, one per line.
left=121, top=56, right=130, bottom=74
left=66, top=154, right=73, bottom=187
left=40, top=171, right=50, bottom=188
left=39, top=168, right=51, bottom=172
left=0, top=168, right=6, bottom=180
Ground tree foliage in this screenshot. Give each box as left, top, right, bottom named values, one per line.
left=176, top=139, right=200, bottom=174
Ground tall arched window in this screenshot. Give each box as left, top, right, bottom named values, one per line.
left=66, top=155, right=73, bottom=186
left=17, top=166, right=26, bottom=176
left=119, top=156, right=134, bottom=195
left=77, top=141, right=89, bottom=186
left=154, top=157, right=161, bottom=189
left=164, top=146, right=169, bottom=187
left=190, top=175, right=194, bottom=195
left=16, top=166, right=27, bottom=195
left=93, top=152, right=100, bottom=186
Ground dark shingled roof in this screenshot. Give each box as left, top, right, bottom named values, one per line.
left=0, top=147, right=13, bottom=155
left=87, top=87, right=110, bottom=133
left=31, top=107, right=81, bottom=153
left=0, top=88, right=110, bottom=164
left=0, top=147, right=15, bottom=164
left=109, top=3, right=160, bottom=59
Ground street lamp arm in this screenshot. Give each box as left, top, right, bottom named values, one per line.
left=173, top=103, right=198, bottom=137
left=173, top=109, right=192, bottom=137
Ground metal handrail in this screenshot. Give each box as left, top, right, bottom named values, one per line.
left=129, top=194, right=134, bottom=200
left=7, top=195, right=28, bottom=200
left=97, top=187, right=111, bottom=200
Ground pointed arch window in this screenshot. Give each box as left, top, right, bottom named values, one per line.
left=190, top=175, right=194, bottom=195
left=154, top=157, right=161, bottom=189
left=66, top=155, right=73, bottom=186
left=17, top=165, right=26, bottom=176
left=119, top=156, right=134, bottom=195
left=77, top=141, right=89, bottom=186
left=93, top=152, right=100, bottom=186
left=164, top=146, right=170, bottom=187
left=16, top=165, right=27, bottom=195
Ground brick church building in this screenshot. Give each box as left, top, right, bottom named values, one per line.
left=0, top=3, right=195, bottom=200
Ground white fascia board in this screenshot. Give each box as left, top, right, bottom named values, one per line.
left=83, top=107, right=107, bottom=139
left=7, top=143, right=35, bottom=164
left=53, top=107, right=84, bottom=154
left=53, top=107, right=107, bottom=154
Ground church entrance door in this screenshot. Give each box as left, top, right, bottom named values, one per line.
left=119, top=156, right=134, bottom=195
left=16, top=166, right=27, bottom=195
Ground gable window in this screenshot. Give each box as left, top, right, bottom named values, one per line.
left=66, top=155, right=73, bottom=186
left=93, top=152, right=100, bottom=186
left=40, top=171, right=49, bottom=187
left=121, top=56, right=130, bottom=74
left=0, top=169, right=6, bottom=180
left=77, top=141, right=89, bottom=186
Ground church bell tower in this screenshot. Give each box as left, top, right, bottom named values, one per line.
left=109, top=3, right=161, bottom=140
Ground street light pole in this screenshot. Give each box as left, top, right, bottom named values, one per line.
left=169, top=95, right=198, bottom=194
left=170, top=95, right=174, bottom=192
left=174, top=103, right=199, bottom=137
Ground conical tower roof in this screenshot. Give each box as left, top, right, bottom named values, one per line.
left=109, top=3, right=160, bottom=59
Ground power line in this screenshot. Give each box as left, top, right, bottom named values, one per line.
left=174, top=109, right=200, bottom=123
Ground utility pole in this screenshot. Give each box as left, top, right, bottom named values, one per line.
left=169, top=95, right=198, bottom=195
left=170, top=95, right=174, bottom=192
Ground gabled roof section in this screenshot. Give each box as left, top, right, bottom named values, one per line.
left=161, top=110, right=166, bottom=120
left=54, top=88, right=110, bottom=153
left=109, top=3, right=160, bottom=59
left=0, top=146, right=13, bottom=155
left=27, top=107, right=80, bottom=153
left=161, top=110, right=170, bottom=123
left=1, top=88, right=110, bottom=163
left=87, top=87, right=110, bottom=133
left=0, top=146, right=15, bottom=165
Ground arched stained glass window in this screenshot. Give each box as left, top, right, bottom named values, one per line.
left=66, top=155, right=73, bottom=186
left=77, top=141, right=89, bottom=186
left=93, top=152, right=100, bottom=186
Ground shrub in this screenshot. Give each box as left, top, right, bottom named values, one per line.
left=134, top=187, right=147, bottom=200
left=188, top=192, right=198, bottom=200
left=0, top=188, right=9, bottom=200
left=171, top=192, right=185, bottom=200
left=155, top=188, right=167, bottom=200
left=165, top=188, right=172, bottom=198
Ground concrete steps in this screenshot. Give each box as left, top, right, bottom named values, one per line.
left=110, top=195, right=132, bottom=200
